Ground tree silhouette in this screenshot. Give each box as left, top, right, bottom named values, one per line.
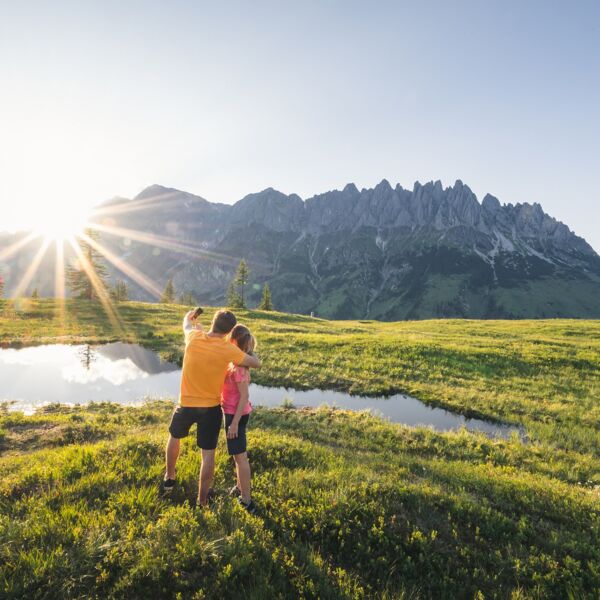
left=67, top=229, right=109, bottom=300
left=160, top=277, right=175, bottom=304
left=111, top=280, right=128, bottom=302
left=31, top=288, right=39, bottom=299
left=259, top=282, right=273, bottom=311
left=79, top=345, right=96, bottom=370
left=229, top=260, right=250, bottom=308
left=226, top=280, right=242, bottom=308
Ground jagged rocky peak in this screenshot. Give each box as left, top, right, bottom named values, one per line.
left=103, top=179, right=598, bottom=260
left=230, top=187, right=304, bottom=232
left=371, top=179, right=396, bottom=205
left=482, top=193, right=502, bottom=212
left=236, top=187, right=301, bottom=205
left=374, top=178, right=393, bottom=192
left=448, top=181, right=481, bottom=226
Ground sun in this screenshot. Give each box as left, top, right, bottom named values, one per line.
left=32, top=209, right=90, bottom=243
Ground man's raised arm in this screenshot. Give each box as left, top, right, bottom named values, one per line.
left=182, top=311, right=194, bottom=334
left=183, top=310, right=203, bottom=335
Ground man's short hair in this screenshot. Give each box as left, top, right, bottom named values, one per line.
left=211, top=310, right=237, bottom=334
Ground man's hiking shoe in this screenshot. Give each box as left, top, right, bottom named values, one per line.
left=237, top=497, right=257, bottom=514
left=195, top=487, right=216, bottom=508
left=228, top=485, right=241, bottom=498
left=161, top=478, right=176, bottom=496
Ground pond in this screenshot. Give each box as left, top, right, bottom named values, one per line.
left=0, top=343, right=522, bottom=439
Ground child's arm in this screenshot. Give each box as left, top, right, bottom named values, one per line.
left=227, top=379, right=249, bottom=439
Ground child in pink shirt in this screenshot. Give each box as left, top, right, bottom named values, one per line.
left=221, top=324, right=257, bottom=513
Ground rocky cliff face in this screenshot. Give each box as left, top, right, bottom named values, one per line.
left=2, top=180, right=599, bottom=320
left=213, top=178, right=593, bottom=257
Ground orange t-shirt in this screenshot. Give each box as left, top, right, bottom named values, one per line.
left=179, top=330, right=246, bottom=407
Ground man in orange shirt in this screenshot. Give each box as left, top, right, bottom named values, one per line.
left=162, top=308, right=261, bottom=506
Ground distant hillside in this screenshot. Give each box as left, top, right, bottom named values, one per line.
left=2, top=179, right=600, bottom=319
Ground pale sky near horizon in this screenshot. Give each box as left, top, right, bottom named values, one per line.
left=1, top=1, right=599, bottom=251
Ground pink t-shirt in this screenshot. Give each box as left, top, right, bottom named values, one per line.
left=221, top=364, right=252, bottom=415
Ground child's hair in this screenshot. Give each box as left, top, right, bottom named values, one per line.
left=230, top=324, right=257, bottom=354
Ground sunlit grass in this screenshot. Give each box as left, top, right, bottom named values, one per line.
left=1, top=298, right=598, bottom=457
left=0, top=301, right=599, bottom=597
left=0, top=403, right=598, bottom=599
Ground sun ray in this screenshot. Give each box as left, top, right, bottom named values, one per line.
left=88, top=222, right=243, bottom=265
left=78, top=231, right=163, bottom=299
left=67, top=236, right=124, bottom=334
left=0, top=230, right=40, bottom=262
left=11, top=237, right=52, bottom=301
left=54, top=239, right=67, bottom=331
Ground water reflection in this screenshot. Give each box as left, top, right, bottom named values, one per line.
left=0, top=343, right=523, bottom=439
left=0, top=343, right=180, bottom=411
left=78, top=345, right=96, bottom=370
left=252, top=386, right=522, bottom=439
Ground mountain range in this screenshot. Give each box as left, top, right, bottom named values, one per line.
left=2, top=179, right=599, bottom=320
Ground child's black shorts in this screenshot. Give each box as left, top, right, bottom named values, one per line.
left=168, top=405, right=222, bottom=450
left=224, top=413, right=249, bottom=456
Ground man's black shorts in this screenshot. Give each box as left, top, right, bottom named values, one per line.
left=169, top=405, right=223, bottom=450
left=224, top=413, right=249, bottom=456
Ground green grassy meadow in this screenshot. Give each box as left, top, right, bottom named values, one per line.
left=0, top=299, right=599, bottom=598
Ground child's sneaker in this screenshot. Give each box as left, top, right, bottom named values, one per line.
left=237, top=497, right=257, bottom=514
left=161, top=478, right=176, bottom=496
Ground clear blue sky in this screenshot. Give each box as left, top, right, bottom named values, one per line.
left=1, top=1, right=599, bottom=251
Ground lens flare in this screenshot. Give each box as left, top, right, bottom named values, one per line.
left=32, top=208, right=89, bottom=243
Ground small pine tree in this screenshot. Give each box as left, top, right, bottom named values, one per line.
left=0, top=273, right=4, bottom=300
left=232, top=260, right=250, bottom=308
left=31, top=288, right=39, bottom=299
left=111, top=280, right=128, bottom=302
left=67, top=229, right=109, bottom=300
left=259, top=282, right=273, bottom=310
left=160, top=277, right=175, bottom=304
left=226, top=280, right=242, bottom=308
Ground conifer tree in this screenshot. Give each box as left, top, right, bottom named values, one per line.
left=259, top=282, right=273, bottom=311
left=160, top=277, right=175, bottom=304
left=31, top=288, right=39, bottom=299
left=232, top=260, right=250, bottom=308
left=111, top=280, right=128, bottom=302
left=226, top=279, right=242, bottom=308
left=67, top=229, right=109, bottom=300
